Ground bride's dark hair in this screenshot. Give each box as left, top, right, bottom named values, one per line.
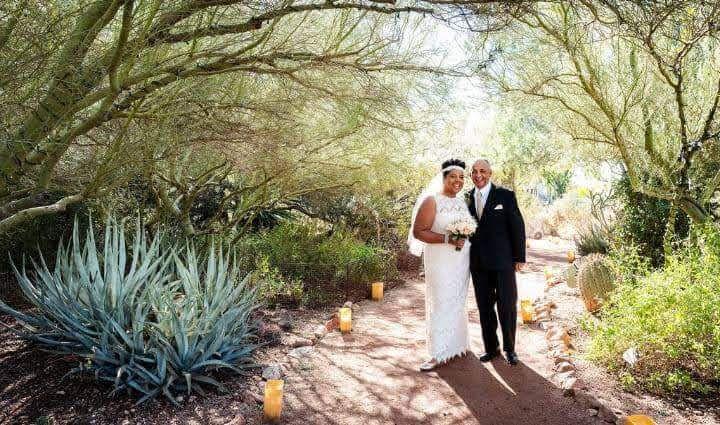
left=441, top=159, right=466, bottom=177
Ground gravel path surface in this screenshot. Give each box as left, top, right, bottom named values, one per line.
left=277, top=240, right=601, bottom=425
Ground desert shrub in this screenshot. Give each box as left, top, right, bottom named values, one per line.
left=613, top=174, right=690, bottom=267
left=235, top=220, right=396, bottom=306
left=542, top=169, right=572, bottom=202
left=585, top=224, right=720, bottom=398
left=296, top=191, right=412, bottom=250
left=535, top=191, right=591, bottom=239
left=252, top=256, right=304, bottom=308
left=574, top=224, right=610, bottom=255
left=0, top=218, right=258, bottom=404
left=606, top=243, right=652, bottom=287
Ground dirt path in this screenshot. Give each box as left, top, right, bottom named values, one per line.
left=277, top=240, right=602, bottom=425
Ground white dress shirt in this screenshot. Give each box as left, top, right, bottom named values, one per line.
left=475, top=182, right=492, bottom=217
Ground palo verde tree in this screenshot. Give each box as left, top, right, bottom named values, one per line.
left=482, top=1, right=720, bottom=226
left=0, top=0, right=527, bottom=235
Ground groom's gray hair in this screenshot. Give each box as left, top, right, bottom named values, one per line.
left=474, top=159, right=492, bottom=169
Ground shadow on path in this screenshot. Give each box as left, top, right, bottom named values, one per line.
left=437, top=354, right=596, bottom=424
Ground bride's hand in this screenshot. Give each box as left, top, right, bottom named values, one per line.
left=450, top=238, right=465, bottom=249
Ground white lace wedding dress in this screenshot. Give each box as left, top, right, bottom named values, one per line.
left=423, top=194, right=472, bottom=362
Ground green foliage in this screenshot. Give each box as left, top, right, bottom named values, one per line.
left=0, top=218, right=259, bottom=404
left=236, top=220, right=396, bottom=307
left=606, top=243, right=652, bottom=288
left=586, top=224, right=720, bottom=398
left=574, top=224, right=610, bottom=256
left=613, top=171, right=690, bottom=267
left=252, top=256, right=304, bottom=308
left=542, top=169, right=572, bottom=203
left=297, top=191, right=414, bottom=250
left=577, top=253, right=617, bottom=312
left=35, top=416, right=54, bottom=425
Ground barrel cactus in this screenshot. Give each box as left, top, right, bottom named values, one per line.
left=577, top=253, right=616, bottom=312
left=565, top=262, right=579, bottom=288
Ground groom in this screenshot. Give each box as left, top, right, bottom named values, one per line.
left=467, top=159, right=526, bottom=365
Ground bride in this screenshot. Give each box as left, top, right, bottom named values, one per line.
left=408, top=159, right=473, bottom=371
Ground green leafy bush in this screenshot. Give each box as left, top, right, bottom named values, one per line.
left=236, top=220, right=396, bottom=306
left=574, top=224, right=610, bottom=255
left=613, top=174, right=690, bottom=267
left=253, top=256, right=304, bottom=308
left=0, top=218, right=258, bottom=404
left=586, top=224, right=720, bottom=398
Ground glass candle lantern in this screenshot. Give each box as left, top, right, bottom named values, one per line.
left=339, top=307, right=352, bottom=333
left=263, top=379, right=284, bottom=422
left=567, top=250, right=576, bottom=263
left=624, top=415, right=656, bottom=425
left=371, top=282, right=384, bottom=301
left=520, top=299, right=533, bottom=323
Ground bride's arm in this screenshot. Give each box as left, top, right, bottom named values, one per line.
left=413, top=197, right=447, bottom=244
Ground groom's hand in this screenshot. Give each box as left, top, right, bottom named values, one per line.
left=514, top=262, right=525, bottom=272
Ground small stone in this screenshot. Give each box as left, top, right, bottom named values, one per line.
left=343, top=301, right=353, bottom=309
left=243, top=390, right=264, bottom=404
left=325, top=315, right=339, bottom=332
left=545, top=328, right=562, bottom=340
left=279, top=319, right=293, bottom=331
left=536, top=313, right=551, bottom=321
left=561, top=377, right=578, bottom=397
left=554, top=355, right=573, bottom=365
left=226, top=416, right=246, bottom=425
left=556, top=361, right=575, bottom=373
left=314, top=325, right=328, bottom=339
left=598, top=405, right=621, bottom=422
left=288, top=346, right=315, bottom=359
left=262, top=364, right=284, bottom=380
left=587, top=408, right=599, bottom=416
left=175, top=395, right=184, bottom=403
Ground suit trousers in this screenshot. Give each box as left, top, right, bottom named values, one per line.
left=470, top=268, right=517, bottom=353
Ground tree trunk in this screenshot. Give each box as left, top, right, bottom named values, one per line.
left=663, top=204, right=677, bottom=263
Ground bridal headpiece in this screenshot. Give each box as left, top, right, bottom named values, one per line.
left=441, top=165, right=465, bottom=173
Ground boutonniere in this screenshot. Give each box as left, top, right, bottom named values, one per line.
left=464, top=190, right=473, bottom=206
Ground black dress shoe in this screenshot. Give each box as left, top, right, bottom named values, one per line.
left=478, top=350, right=501, bottom=362
left=505, top=351, right=519, bottom=365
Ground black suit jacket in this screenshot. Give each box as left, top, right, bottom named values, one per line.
left=467, top=184, right=526, bottom=271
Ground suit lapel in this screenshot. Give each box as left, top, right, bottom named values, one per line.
left=480, top=184, right=497, bottom=221
left=468, top=188, right=479, bottom=221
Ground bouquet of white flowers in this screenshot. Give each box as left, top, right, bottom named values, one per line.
left=446, top=217, right=477, bottom=251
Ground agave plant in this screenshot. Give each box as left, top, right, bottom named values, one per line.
left=0, top=218, right=259, bottom=404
